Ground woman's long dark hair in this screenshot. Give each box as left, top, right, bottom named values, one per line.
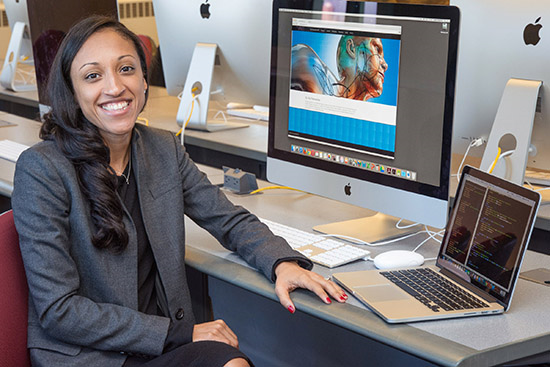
left=40, top=16, right=149, bottom=253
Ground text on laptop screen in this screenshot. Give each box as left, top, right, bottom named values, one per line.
left=439, top=174, right=538, bottom=304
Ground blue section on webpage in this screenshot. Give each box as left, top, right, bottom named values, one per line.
left=288, top=108, right=396, bottom=153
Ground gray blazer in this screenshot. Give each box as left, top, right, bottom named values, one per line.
left=12, top=124, right=310, bottom=367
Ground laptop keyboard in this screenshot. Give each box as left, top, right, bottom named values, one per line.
left=380, top=268, right=490, bottom=312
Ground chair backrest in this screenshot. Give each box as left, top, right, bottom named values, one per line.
left=137, top=34, right=156, bottom=70
left=0, top=210, right=31, bottom=367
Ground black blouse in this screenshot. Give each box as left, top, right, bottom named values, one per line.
left=116, top=163, right=160, bottom=316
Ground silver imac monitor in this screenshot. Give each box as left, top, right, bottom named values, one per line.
left=268, top=0, right=460, bottom=241
left=0, top=0, right=35, bottom=92
left=451, top=0, right=550, bottom=183
left=153, top=0, right=273, bottom=131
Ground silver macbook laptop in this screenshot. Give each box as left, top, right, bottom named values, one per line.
left=333, top=166, right=541, bottom=323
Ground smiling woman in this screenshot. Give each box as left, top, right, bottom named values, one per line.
left=11, top=15, right=349, bottom=367
left=40, top=16, right=151, bottom=254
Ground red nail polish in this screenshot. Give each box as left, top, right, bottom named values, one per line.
left=326, top=297, right=332, bottom=304
left=287, top=305, right=295, bottom=314
left=340, top=295, right=347, bottom=301
left=342, top=293, right=348, bottom=300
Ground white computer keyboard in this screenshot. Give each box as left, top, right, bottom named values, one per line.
left=0, top=139, right=29, bottom=162
left=260, top=218, right=370, bottom=268
left=226, top=108, right=268, bottom=121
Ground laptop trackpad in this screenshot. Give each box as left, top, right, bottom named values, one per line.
left=356, top=284, right=410, bottom=302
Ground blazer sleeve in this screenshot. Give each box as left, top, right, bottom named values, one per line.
left=12, top=147, right=170, bottom=357
left=171, top=133, right=313, bottom=280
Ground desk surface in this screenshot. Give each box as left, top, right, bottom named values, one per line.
left=185, top=164, right=550, bottom=367
left=0, top=112, right=41, bottom=196
left=0, top=86, right=39, bottom=109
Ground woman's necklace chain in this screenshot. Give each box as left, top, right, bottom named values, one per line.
left=116, top=152, right=131, bottom=185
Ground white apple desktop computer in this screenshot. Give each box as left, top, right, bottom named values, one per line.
left=152, top=0, right=273, bottom=132
left=267, top=0, right=460, bottom=243
left=0, top=0, right=36, bottom=92
left=450, top=0, right=550, bottom=186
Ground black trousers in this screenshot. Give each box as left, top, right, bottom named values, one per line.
left=122, top=340, right=252, bottom=367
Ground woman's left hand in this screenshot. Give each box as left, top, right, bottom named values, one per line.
left=274, top=261, right=348, bottom=313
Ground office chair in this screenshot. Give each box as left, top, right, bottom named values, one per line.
left=0, top=209, right=31, bottom=367
left=137, top=34, right=156, bottom=70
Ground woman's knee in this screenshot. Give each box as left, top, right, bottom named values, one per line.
left=223, top=357, right=251, bottom=367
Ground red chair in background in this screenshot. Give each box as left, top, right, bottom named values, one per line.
left=137, top=34, right=156, bottom=70
left=0, top=210, right=31, bottom=367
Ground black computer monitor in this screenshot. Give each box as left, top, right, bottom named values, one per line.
left=25, top=0, right=117, bottom=113
left=268, top=0, right=460, bottom=242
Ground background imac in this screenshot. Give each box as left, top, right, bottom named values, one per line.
left=152, top=0, right=273, bottom=122
left=451, top=0, right=550, bottom=177
left=268, top=0, right=459, bottom=235
left=0, top=0, right=35, bottom=91
left=25, top=0, right=118, bottom=109
left=3, top=0, right=32, bottom=58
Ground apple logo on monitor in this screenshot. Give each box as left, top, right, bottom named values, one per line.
left=344, top=183, right=352, bottom=196
left=200, top=0, right=211, bottom=19
left=523, top=17, right=542, bottom=46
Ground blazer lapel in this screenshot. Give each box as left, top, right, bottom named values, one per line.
left=131, top=128, right=188, bottom=312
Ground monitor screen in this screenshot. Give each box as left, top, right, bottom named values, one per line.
left=153, top=0, right=272, bottom=107
left=268, top=0, right=460, bottom=230
left=26, top=0, right=117, bottom=105
left=450, top=0, right=550, bottom=174
left=438, top=166, right=539, bottom=306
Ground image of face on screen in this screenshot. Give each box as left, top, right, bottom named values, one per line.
left=290, top=35, right=389, bottom=101
left=337, top=36, right=388, bottom=100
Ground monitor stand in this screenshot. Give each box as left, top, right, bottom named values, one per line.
left=0, top=21, right=36, bottom=92
left=313, top=212, right=420, bottom=245
left=177, top=42, right=249, bottom=132
left=479, top=78, right=542, bottom=185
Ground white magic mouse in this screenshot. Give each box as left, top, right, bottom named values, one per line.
left=373, top=250, right=425, bottom=270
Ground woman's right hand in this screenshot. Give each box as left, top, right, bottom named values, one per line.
left=192, top=320, right=239, bottom=348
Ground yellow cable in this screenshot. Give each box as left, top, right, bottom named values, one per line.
left=176, top=93, right=196, bottom=137
left=249, top=186, right=304, bottom=195
left=136, top=116, right=149, bottom=126
left=488, top=147, right=502, bottom=174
